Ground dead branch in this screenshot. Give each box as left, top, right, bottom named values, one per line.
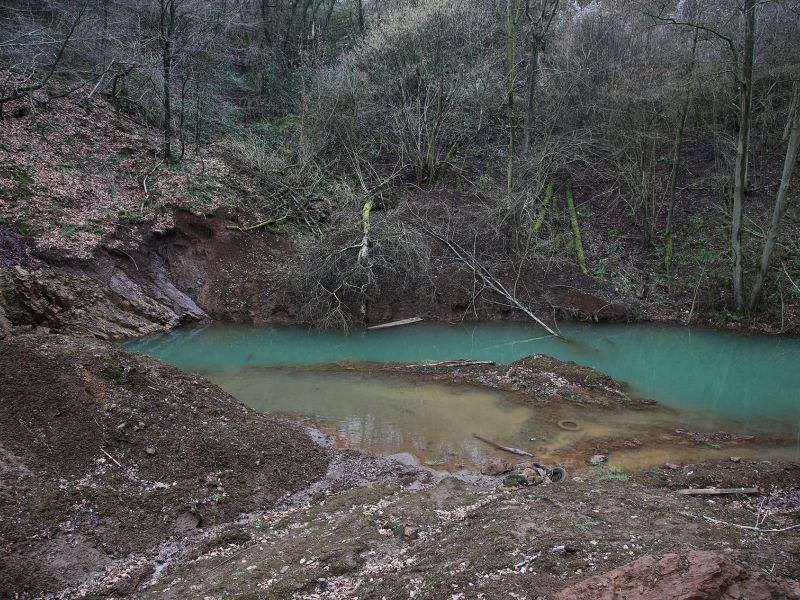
left=419, top=224, right=562, bottom=338
left=226, top=212, right=290, bottom=232
left=473, top=434, right=534, bottom=457
left=703, top=515, right=800, bottom=533
left=100, top=447, right=123, bottom=468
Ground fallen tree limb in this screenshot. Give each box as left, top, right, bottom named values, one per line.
left=703, top=515, right=800, bottom=533
left=473, top=434, right=533, bottom=457
left=367, top=317, right=423, bottom=330
left=421, top=227, right=562, bottom=338
left=226, top=213, right=289, bottom=232
left=677, top=487, right=759, bottom=496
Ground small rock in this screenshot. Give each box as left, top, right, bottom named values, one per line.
left=590, top=454, right=608, bottom=466
left=145, top=447, right=157, bottom=455
left=519, top=467, right=546, bottom=485
left=665, top=463, right=680, bottom=470
left=502, top=473, right=528, bottom=487
left=280, top=565, right=290, bottom=574
left=481, top=458, right=512, bottom=476
left=729, top=456, right=741, bottom=463
left=403, top=526, right=418, bottom=539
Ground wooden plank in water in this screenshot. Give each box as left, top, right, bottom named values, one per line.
left=677, top=487, right=759, bottom=496
left=367, top=317, right=423, bottom=330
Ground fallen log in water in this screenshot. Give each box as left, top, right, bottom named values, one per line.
left=367, top=317, right=423, bottom=330
left=473, top=434, right=534, bottom=457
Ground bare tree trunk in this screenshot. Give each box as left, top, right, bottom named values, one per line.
left=506, top=0, right=517, bottom=196
left=260, top=0, right=272, bottom=45
left=160, top=0, right=177, bottom=162
left=748, top=85, right=800, bottom=310
left=520, top=36, right=540, bottom=155
left=664, top=29, right=698, bottom=241
left=357, top=0, right=364, bottom=33
left=162, top=41, right=172, bottom=161
left=520, top=0, right=558, bottom=156
left=731, top=0, right=756, bottom=311
left=178, top=76, right=188, bottom=161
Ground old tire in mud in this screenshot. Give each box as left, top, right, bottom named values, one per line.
left=549, top=466, right=568, bottom=482
left=557, top=420, right=581, bottom=431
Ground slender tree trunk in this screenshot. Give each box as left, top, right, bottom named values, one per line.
left=283, top=0, right=300, bottom=62
left=731, top=0, right=756, bottom=311
left=748, top=86, right=800, bottom=310
left=520, top=36, right=540, bottom=155
left=357, top=0, right=364, bottom=32
left=178, top=76, right=188, bottom=161
left=323, top=0, right=335, bottom=34
left=505, top=0, right=517, bottom=195
left=664, top=29, right=698, bottom=241
left=160, top=0, right=177, bottom=162
left=566, top=185, right=588, bottom=274
left=162, top=39, right=172, bottom=161
left=260, top=0, right=271, bottom=45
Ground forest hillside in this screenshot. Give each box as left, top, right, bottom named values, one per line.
left=2, top=0, right=800, bottom=333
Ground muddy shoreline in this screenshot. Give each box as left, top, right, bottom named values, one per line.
left=1, top=334, right=798, bottom=598
left=251, top=356, right=797, bottom=474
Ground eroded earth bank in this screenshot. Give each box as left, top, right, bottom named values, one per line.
left=1, top=335, right=798, bottom=599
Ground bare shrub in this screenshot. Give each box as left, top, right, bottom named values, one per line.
left=288, top=202, right=433, bottom=329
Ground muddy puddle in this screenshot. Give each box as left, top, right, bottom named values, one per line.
left=198, top=366, right=800, bottom=473
left=125, top=322, right=800, bottom=472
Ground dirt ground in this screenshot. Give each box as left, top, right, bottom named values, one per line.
left=1, top=334, right=798, bottom=599
left=0, top=334, right=329, bottom=597
left=143, top=451, right=800, bottom=600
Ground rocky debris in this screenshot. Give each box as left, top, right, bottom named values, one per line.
left=675, top=428, right=755, bottom=444
left=590, top=454, right=608, bottom=465
left=381, top=354, right=641, bottom=408
left=502, top=461, right=563, bottom=486
left=556, top=551, right=800, bottom=600
left=480, top=458, right=512, bottom=476
left=145, top=463, right=800, bottom=600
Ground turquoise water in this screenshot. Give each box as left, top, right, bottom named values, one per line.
left=124, top=322, right=800, bottom=429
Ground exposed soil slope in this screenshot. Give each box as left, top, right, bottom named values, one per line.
left=0, top=334, right=330, bottom=597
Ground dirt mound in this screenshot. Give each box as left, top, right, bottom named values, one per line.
left=557, top=551, right=800, bottom=600
left=0, top=334, right=330, bottom=597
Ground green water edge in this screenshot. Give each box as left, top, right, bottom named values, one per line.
left=124, top=321, right=800, bottom=430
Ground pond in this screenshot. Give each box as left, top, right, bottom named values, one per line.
left=125, top=322, right=800, bottom=470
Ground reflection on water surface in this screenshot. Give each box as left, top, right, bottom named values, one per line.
left=125, top=322, right=800, bottom=470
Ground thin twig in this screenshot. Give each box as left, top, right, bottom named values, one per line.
left=704, top=515, right=800, bottom=533
left=100, top=447, right=123, bottom=469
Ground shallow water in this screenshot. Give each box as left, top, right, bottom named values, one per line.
left=125, top=322, right=800, bottom=469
